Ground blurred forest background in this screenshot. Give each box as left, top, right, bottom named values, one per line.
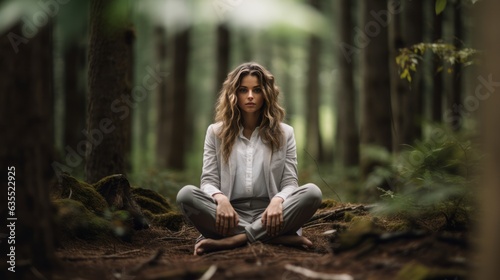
left=5, top=0, right=500, bottom=278
left=0, top=0, right=480, bottom=202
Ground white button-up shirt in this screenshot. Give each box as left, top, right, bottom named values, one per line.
left=232, top=127, right=268, bottom=200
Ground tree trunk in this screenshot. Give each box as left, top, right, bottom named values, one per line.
left=85, top=0, right=133, bottom=183
left=390, top=0, right=423, bottom=152
left=155, top=26, right=170, bottom=168
left=63, top=42, right=87, bottom=175
left=447, top=2, right=463, bottom=131
left=0, top=22, right=56, bottom=277
left=305, top=0, right=323, bottom=163
left=165, top=28, right=190, bottom=169
left=475, top=2, right=500, bottom=278
left=216, top=25, right=230, bottom=91
left=360, top=0, right=392, bottom=178
left=336, top=0, right=359, bottom=167
left=280, top=42, right=295, bottom=122
left=431, top=3, right=444, bottom=123
left=402, top=0, right=423, bottom=143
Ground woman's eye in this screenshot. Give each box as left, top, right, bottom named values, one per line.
left=254, top=88, right=262, bottom=93
left=238, top=88, right=247, bottom=93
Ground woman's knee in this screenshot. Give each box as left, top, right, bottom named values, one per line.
left=176, top=185, right=197, bottom=205
left=302, top=183, right=322, bottom=207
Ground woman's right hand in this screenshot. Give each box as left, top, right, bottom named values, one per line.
left=213, top=194, right=239, bottom=236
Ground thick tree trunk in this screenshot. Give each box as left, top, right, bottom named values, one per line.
left=155, top=26, right=170, bottom=168
left=305, top=0, right=323, bottom=163
left=165, top=29, right=190, bottom=169
left=63, top=42, right=87, bottom=174
left=474, top=1, right=500, bottom=279
left=85, top=0, right=133, bottom=183
left=336, top=0, right=359, bottom=167
left=402, top=0, right=423, bottom=142
left=360, top=0, right=392, bottom=178
left=0, top=23, right=56, bottom=277
left=216, top=25, right=230, bottom=91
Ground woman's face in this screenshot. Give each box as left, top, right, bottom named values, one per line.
left=236, top=75, right=264, bottom=116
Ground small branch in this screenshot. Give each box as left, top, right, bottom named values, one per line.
left=199, top=265, right=217, bottom=280
left=284, top=264, right=353, bottom=280
left=63, top=249, right=141, bottom=261
left=305, top=205, right=372, bottom=226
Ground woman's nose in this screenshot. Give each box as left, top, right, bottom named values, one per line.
left=248, top=91, right=254, bottom=99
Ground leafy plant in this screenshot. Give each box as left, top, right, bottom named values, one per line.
left=396, top=43, right=480, bottom=82
left=370, top=124, right=479, bottom=230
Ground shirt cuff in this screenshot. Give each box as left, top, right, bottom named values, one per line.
left=201, top=184, right=223, bottom=197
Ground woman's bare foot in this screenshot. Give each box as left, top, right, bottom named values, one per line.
left=268, top=235, right=313, bottom=249
left=194, top=234, right=247, bottom=255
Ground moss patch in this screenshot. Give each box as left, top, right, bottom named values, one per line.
left=131, top=187, right=172, bottom=210
left=55, top=174, right=108, bottom=214
left=143, top=210, right=184, bottom=231
left=54, top=199, right=112, bottom=240
left=319, top=199, right=339, bottom=209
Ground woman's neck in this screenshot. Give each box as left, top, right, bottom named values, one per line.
left=241, top=113, right=260, bottom=131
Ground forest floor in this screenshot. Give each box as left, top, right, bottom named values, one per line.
left=52, top=204, right=471, bottom=280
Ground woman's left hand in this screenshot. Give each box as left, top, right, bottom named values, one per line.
left=262, top=197, right=284, bottom=237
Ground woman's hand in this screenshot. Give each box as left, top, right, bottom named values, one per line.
left=262, top=197, right=284, bottom=237
left=213, top=194, right=239, bottom=236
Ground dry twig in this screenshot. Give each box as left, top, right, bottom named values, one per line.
left=63, top=249, right=141, bottom=261
left=284, top=264, right=353, bottom=280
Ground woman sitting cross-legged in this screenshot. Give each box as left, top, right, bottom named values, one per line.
left=176, top=62, right=322, bottom=255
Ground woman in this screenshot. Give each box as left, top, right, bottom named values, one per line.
left=177, top=62, right=322, bottom=255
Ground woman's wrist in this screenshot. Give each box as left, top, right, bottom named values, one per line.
left=213, top=193, right=229, bottom=204
left=271, top=196, right=284, bottom=204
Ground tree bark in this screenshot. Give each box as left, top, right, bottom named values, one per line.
left=305, top=0, right=324, bottom=163
left=155, top=26, right=170, bottom=168
left=216, top=24, right=230, bottom=91
left=63, top=42, right=87, bottom=175
left=85, top=0, right=133, bottom=183
left=390, top=0, right=423, bottom=152
left=336, top=0, right=359, bottom=167
left=165, top=28, right=190, bottom=170
left=402, top=0, right=423, bottom=142
left=447, top=2, right=463, bottom=131
left=431, top=3, right=444, bottom=123
left=475, top=1, right=500, bottom=279
left=360, top=0, right=392, bottom=178
left=0, top=22, right=56, bottom=277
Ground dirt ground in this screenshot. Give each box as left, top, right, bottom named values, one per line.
left=51, top=206, right=470, bottom=280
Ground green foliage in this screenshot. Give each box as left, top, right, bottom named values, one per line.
left=370, top=125, right=478, bottom=230
left=396, top=43, right=480, bottom=82
left=435, top=0, right=447, bottom=15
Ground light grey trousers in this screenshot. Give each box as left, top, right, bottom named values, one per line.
left=176, top=184, right=322, bottom=243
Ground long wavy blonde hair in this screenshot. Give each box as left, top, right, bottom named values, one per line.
left=215, top=62, right=286, bottom=163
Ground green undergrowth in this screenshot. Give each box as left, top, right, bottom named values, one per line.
left=365, top=124, right=478, bottom=231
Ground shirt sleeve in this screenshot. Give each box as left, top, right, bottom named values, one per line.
left=200, top=125, right=224, bottom=197
left=274, top=126, right=299, bottom=201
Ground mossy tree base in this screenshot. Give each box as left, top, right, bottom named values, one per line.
left=51, top=173, right=184, bottom=241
